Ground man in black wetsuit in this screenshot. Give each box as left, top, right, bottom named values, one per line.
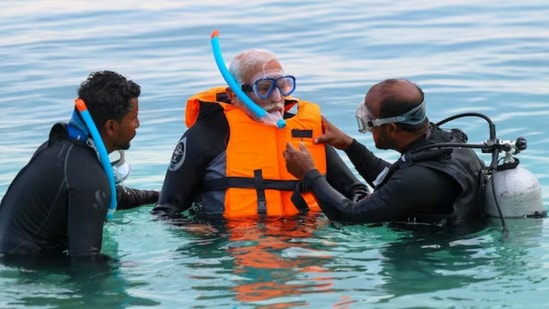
left=284, top=78, right=486, bottom=227
left=0, top=71, right=158, bottom=262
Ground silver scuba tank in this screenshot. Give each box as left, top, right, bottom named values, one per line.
left=485, top=164, right=544, bottom=218
left=484, top=138, right=545, bottom=218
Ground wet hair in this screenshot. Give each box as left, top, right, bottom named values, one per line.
left=228, top=48, right=278, bottom=84
left=376, top=79, right=429, bottom=132
left=77, top=70, right=140, bottom=129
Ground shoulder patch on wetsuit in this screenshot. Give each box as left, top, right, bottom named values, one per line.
left=169, top=136, right=187, bottom=171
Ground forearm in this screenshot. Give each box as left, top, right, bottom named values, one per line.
left=302, top=169, right=350, bottom=221
left=344, top=139, right=390, bottom=185
left=303, top=169, right=410, bottom=223
left=116, top=186, right=159, bottom=210
left=152, top=178, right=196, bottom=218
left=325, top=145, right=370, bottom=201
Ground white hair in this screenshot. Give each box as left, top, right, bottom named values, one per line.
left=228, top=48, right=279, bottom=84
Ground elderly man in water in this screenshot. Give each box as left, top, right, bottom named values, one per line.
left=153, top=48, right=369, bottom=220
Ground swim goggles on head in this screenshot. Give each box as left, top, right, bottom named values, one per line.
left=241, top=75, right=296, bottom=99
left=355, top=100, right=426, bottom=133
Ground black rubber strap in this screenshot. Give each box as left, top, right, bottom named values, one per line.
left=253, top=169, right=267, bottom=215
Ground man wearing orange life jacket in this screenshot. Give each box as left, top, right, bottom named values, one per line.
left=153, top=48, right=368, bottom=219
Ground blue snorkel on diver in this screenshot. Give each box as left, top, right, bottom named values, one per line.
left=74, top=99, right=118, bottom=220
left=210, top=29, right=286, bottom=129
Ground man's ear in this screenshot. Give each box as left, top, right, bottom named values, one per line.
left=225, top=87, right=236, bottom=101
left=386, top=123, right=399, bottom=135
left=103, top=119, right=118, bottom=137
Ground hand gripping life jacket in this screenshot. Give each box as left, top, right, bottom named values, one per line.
left=185, top=87, right=327, bottom=218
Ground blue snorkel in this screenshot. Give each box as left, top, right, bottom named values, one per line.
left=75, top=99, right=117, bottom=220
left=210, top=30, right=286, bottom=129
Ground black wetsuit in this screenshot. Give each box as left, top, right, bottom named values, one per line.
left=154, top=96, right=369, bottom=218
left=301, top=125, right=485, bottom=226
left=0, top=123, right=158, bottom=259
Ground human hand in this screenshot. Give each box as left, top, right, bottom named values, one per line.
left=283, top=142, right=317, bottom=179
left=314, top=116, right=354, bottom=150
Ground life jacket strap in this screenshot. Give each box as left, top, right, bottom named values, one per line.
left=203, top=177, right=299, bottom=191
left=291, top=185, right=310, bottom=214
left=202, top=176, right=310, bottom=214
left=253, top=169, right=267, bottom=214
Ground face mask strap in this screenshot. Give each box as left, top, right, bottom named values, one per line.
left=355, top=100, right=426, bottom=133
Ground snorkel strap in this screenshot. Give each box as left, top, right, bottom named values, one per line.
left=74, top=99, right=117, bottom=220
left=210, top=29, right=286, bottom=129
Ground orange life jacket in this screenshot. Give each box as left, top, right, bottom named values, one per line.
left=185, top=87, right=327, bottom=217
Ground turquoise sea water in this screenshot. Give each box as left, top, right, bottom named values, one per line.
left=1, top=0, right=549, bottom=308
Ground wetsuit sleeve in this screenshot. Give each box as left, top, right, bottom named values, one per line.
left=324, top=145, right=370, bottom=202
left=344, top=139, right=391, bottom=186
left=65, top=152, right=110, bottom=261
left=303, top=163, right=459, bottom=223
left=153, top=104, right=228, bottom=218
left=116, top=186, right=159, bottom=210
